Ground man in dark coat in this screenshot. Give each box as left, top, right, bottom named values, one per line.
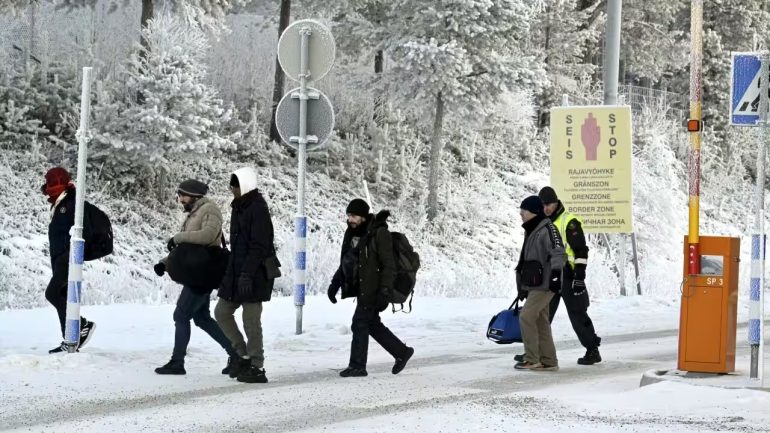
left=514, top=195, right=567, bottom=371
left=42, top=167, right=95, bottom=354
left=327, top=199, right=414, bottom=377
left=215, top=167, right=276, bottom=384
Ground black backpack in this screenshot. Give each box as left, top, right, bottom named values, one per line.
left=387, top=232, right=420, bottom=312
left=83, top=201, right=114, bottom=261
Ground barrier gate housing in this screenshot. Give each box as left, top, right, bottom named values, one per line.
left=679, top=235, right=740, bottom=373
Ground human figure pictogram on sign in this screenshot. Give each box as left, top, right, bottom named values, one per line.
left=581, top=113, right=600, bottom=161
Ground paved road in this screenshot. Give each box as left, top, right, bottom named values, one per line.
left=3, top=326, right=693, bottom=432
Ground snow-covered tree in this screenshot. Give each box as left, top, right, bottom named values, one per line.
left=0, top=0, right=37, bottom=15
left=0, top=64, right=80, bottom=148
left=701, top=0, right=770, bottom=146
left=532, top=0, right=603, bottom=127
left=620, top=0, right=688, bottom=87
left=91, top=14, right=235, bottom=190
left=379, top=0, right=545, bottom=220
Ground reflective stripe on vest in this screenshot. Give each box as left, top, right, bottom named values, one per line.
left=554, top=211, right=582, bottom=269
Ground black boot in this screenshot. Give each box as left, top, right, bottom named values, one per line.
left=577, top=348, right=602, bottom=365
left=513, top=353, right=525, bottom=362
left=228, top=357, right=251, bottom=379
left=222, top=356, right=235, bottom=375
left=155, top=359, right=186, bottom=375
left=340, top=367, right=368, bottom=377
left=237, top=365, right=268, bottom=383
left=392, top=347, right=415, bottom=375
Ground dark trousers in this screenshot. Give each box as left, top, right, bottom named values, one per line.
left=44, top=253, right=86, bottom=338
left=349, top=302, right=408, bottom=369
left=548, top=275, right=601, bottom=350
left=172, top=286, right=235, bottom=362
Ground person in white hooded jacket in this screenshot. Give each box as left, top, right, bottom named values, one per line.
left=215, top=167, right=277, bottom=384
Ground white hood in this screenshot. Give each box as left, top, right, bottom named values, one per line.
left=232, top=167, right=259, bottom=196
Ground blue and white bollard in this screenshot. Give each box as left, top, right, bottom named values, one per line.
left=294, top=215, right=307, bottom=334
left=64, top=238, right=85, bottom=351
left=750, top=235, right=762, bottom=345
left=749, top=234, right=766, bottom=379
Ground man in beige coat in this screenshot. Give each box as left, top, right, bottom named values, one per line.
left=153, top=179, right=237, bottom=375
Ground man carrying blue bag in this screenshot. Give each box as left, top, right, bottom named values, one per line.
left=513, top=195, right=567, bottom=371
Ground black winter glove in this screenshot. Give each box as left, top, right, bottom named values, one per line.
left=327, top=284, right=339, bottom=304
left=154, top=263, right=166, bottom=277
left=237, top=274, right=253, bottom=300
left=572, top=279, right=587, bottom=296
left=549, top=270, right=562, bottom=293
left=167, top=237, right=177, bottom=252
left=574, top=264, right=587, bottom=281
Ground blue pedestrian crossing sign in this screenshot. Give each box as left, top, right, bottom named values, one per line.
left=731, top=52, right=769, bottom=126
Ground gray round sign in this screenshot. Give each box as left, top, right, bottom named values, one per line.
left=278, top=19, right=336, bottom=83
left=275, top=87, right=335, bottom=150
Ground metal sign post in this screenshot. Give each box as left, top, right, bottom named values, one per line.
left=602, top=0, right=642, bottom=296
left=276, top=20, right=336, bottom=335
left=757, top=53, right=768, bottom=387
left=731, top=51, right=769, bottom=384
left=64, top=67, right=93, bottom=353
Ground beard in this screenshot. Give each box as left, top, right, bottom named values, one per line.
left=347, top=220, right=367, bottom=235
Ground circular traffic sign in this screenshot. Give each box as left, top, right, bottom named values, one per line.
left=277, top=19, right=336, bottom=83
left=275, top=87, right=335, bottom=150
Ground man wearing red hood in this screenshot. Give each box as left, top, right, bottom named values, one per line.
left=41, top=167, right=95, bottom=353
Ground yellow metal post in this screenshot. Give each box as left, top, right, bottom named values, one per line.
left=687, top=0, right=703, bottom=275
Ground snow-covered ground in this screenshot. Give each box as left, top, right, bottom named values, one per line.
left=2, top=295, right=769, bottom=432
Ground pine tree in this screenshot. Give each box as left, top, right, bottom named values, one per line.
left=91, top=14, right=235, bottom=188
left=0, top=65, right=79, bottom=148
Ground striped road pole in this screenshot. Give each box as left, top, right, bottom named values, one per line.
left=64, top=66, right=93, bottom=353
left=749, top=234, right=764, bottom=379
left=750, top=52, right=769, bottom=384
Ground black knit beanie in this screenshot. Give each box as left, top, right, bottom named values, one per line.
left=538, top=186, right=559, bottom=204
left=520, top=195, right=544, bottom=215
left=346, top=198, right=370, bottom=217
left=177, top=179, right=208, bottom=197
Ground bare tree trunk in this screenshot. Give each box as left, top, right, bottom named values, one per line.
left=373, top=49, right=385, bottom=125
left=140, top=0, right=154, bottom=55
left=269, top=0, right=292, bottom=143
left=538, top=5, right=552, bottom=129
left=427, top=92, right=445, bottom=221
left=137, top=0, right=154, bottom=103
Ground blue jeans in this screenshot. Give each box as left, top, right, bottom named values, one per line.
left=172, top=286, right=235, bottom=361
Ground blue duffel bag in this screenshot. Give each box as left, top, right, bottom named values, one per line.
left=486, top=299, right=522, bottom=344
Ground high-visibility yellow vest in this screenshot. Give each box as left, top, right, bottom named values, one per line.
left=554, top=211, right=583, bottom=269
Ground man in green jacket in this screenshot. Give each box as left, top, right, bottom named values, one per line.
left=327, top=199, right=414, bottom=377
left=153, top=179, right=237, bottom=375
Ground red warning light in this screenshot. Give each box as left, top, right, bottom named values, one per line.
left=687, top=119, right=702, bottom=132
